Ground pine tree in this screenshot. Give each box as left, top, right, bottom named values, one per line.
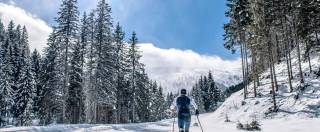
left=94, top=0, right=116, bottom=123
left=135, top=71, right=151, bottom=122
left=191, top=83, right=205, bottom=113
left=213, top=81, right=222, bottom=105
left=80, top=12, right=89, bottom=69
left=66, top=40, right=85, bottom=124
left=190, top=71, right=223, bottom=113
left=31, top=49, right=42, bottom=117
left=84, top=11, right=97, bottom=124
left=54, top=0, right=79, bottom=123
left=207, top=71, right=220, bottom=111
left=39, top=30, right=60, bottom=125
left=128, top=32, right=144, bottom=123
left=8, top=22, right=27, bottom=125
left=0, top=61, right=13, bottom=126
left=0, top=19, right=5, bottom=42
left=12, top=25, right=22, bottom=90
left=202, top=76, right=210, bottom=112
left=113, top=23, right=128, bottom=123
left=156, top=86, right=166, bottom=120
left=149, top=81, right=166, bottom=121
left=0, top=19, right=14, bottom=126
left=14, top=27, right=35, bottom=126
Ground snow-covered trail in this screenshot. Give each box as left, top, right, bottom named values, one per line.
left=2, top=113, right=320, bottom=132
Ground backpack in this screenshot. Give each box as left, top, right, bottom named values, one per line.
left=176, top=96, right=191, bottom=114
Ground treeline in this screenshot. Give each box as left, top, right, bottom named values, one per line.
left=224, top=82, right=244, bottom=98
left=190, top=71, right=224, bottom=113
left=224, top=0, right=320, bottom=111
left=0, top=22, right=34, bottom=126
left=0, top=0, right=169, bottom=126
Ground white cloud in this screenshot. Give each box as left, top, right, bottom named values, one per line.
left=139, top=43, right=242, bottom=93
left=0, top=3, right=52, bottom=53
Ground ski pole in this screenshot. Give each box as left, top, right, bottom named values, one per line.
left=172, top=116, right=175, bottom=132
left=196, top=115, right=204, bottom=132
left=171, top=111, right=176, bottom=132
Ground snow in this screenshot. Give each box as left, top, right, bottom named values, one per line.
left=1, top=49, right=319, bottom=131
left=2, top=115, right=320, bottom=132
left=215, top=49, right=320, bottom=123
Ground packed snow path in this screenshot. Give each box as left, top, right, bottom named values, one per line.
left=2, top=114, right=320, bottom=132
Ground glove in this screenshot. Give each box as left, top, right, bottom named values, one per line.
left=195, top=109, right=199, bottom=116
left=171, top=108, right=176, bottom=113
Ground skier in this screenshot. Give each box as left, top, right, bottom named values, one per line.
left=171, top=89, right=199, bottom=132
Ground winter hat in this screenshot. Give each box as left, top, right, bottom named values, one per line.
left=181, top=89, right=187, bottom=95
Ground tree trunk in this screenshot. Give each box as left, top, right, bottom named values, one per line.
left=316, top=31, right=320, bottom=46
left=271, top=34, right=278, bottom=91
left=288, top=26, right=294, bottom=80
left=282, top=24, right=294, bottom=92
left=306, top=37, right=312, bottom=73
left=132, top=86, right=135, bottom=123
left=288, top=48, right=293, bottom=79
left=244, top=41, right=250, bottom=95
left=285, top=53, right=293, bottom=92
left=132, top=50, right=136, bottom=123
left=256, top=73, right=260, bottom=86
left=116, top=103, right=119, bottom=124
left=295, top=35, right=305, bottom=84
left=62, top=36, right=70, bottom=123
left=116, top=68, right=120, bottom=124
left=283, top=18, right=294, bottom=82
left=240, top=34, right=247, bottom=99
left=307, top=52, right=312, bottom=73
left=269, top=42, right=277, bottom=111
left=270, top=57, right=277, bottom=111
left=94, top=103, right=97, bottom=123
left=79, top=98, right=82, bottom=123
left=272, top=59, right=278, bottom=91
left=252, top=53, right=257, bottom=97
left=296, top=41, right=305, bottom=84
left=293, top=17, right=304, bottom=84
left=275, top=35, right=281, bottom=63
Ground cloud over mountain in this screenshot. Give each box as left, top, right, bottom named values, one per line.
left=139, top=43, right=242, bottom=93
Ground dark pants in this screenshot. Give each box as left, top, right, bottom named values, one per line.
left=178, top=113, right=191, bottom=132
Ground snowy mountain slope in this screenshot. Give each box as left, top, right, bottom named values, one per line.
left=214, top=50, right=320, bottom=123
left=158, top=69, right=241, bottom=94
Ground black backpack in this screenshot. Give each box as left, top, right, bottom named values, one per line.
left=177, top=96, right=191, bottom=114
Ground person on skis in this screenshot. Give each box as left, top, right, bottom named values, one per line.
left=171, top=89, right=199, bottom=132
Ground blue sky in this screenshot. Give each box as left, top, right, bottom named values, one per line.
left=2, top=0, right=238, bottom=59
